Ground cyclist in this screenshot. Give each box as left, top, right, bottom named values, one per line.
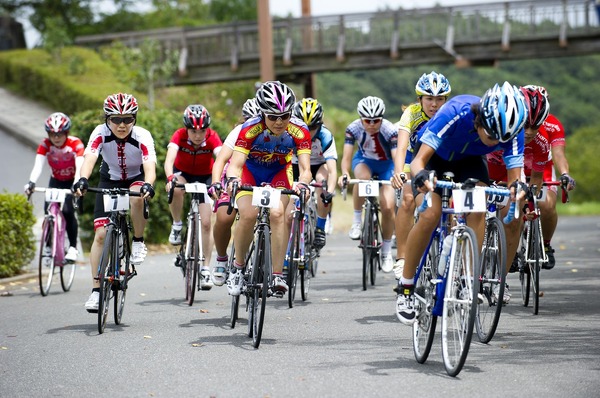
left=291, top=97, right=338, bottom=249
left=395, top=82, right=528, bottom=325
left=24, top=112, right=84, bottom=263
left=529, top=86, right=576, bottom=269
left=486, top=85, right=550, bottom=302
left=207, top=98, right=261, bottom=286
left=73, top=93, right=157, bottom=313
left=337, top=96, right=397, bottom=272
left=225, top=81, right=312, bottom=297
left=165, top=104, right=222, bottom=290
left=390, top=71, right=451, bottom=280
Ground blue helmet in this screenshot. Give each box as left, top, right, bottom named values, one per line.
left=415, top=71, right=451, bottom=97
left=480, top=82, right=528, bottom=143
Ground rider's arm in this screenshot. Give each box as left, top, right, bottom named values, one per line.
left=74, top=155, right=84, bottom=182
left=551, top=145, right=570, bottom=176
left=297, top=152, right=312, bottom=186
left=164, top=145, right=178, bottom=180
left=409, top=143, right=435, bottom=178
left=28, top=154, right=45, bottom=184
left=226, top=150, right=246, bottom=181
left=142, top=161, right=156, bottom=186
left=325, top=158, right=337, bottom=194
left=529, top=170, right=543, bottom=191
left=393, top=128, right=410, bottom=175
left=340, top=143, right=354, bottom=178
left=79, top=152, right=99, bottom=180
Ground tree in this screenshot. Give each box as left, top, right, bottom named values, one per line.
left=209, top=0, right=257, bottom=22
left=101, top=39, right=179, bottom=110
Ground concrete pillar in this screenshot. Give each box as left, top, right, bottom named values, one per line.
left=257, top=0, right=275, bottom=82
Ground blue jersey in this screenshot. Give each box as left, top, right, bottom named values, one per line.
left=418, top=95, right=524, bottom=169
left=345, top=119, right=397, bottom=161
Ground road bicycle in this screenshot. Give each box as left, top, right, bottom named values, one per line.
left=29, top=187, right=77, bottom=296
left=517, top=180, right=568, bottom=315
left=475, top=183, right=514, bottom=343
left=168, top=181, right=210, bottom=306
left=342, top=176, right=390, bottom=291
left=86, top=186, right=148, bottom=334
left=411, top=175, right=515, bottom=376
left=228, top=182, right=296, bottom=348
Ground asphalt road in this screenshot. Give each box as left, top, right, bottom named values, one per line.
left=1, top=215, right=599, bottom=397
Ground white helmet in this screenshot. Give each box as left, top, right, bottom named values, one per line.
left=357, top=96, right=385, bottom=118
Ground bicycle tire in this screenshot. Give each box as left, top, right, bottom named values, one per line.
left=114, top=227, right=129, bottom=325
left=60, top=223, right=76, bottom=292
left=519, top=228, right=530, bottom=307
left=370, top=212, right=380, bottom=286
left=251, top=226, right=270, bottom=349
left=361, top=203, right=372, bottom=291
left=229, top=244, right=239, bottom=329
left=98, top=225, right=116, bottom=334
left=287, top=216, right=301, bottom=308
left=185, top=214, right=199, bottom=306
left=476, top=217, right=507, bottom=344
left=38, top=218, right=55, bottom=296
left=300, top=243, right=312, bottom=302
left=441, top=227, right=479, bottom=377
left=413, top=236, right=439, bottom=364
left=531, top=219, right=541, bottom=315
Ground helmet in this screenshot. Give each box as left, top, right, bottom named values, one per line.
left=255, top=81, right=296, bottom=114
left=242, top=98, right=261, bottom=120
left=103, top=93, right=138, bottom=116
left=520, top=86, right=550, bottom=129
left=292, top=97, right=323, bottom=129
left=183, top=104, right=211, bottom=129
left=415, top=71, right=452, bottom=97
left=480, top=81, right=528, bottom=143
left=357, top=96, right=385, bottom=118
left=523, top=84, right=549, bottom=99
left=45, top=112, right=71, bottom=134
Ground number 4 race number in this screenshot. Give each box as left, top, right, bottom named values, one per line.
left=452, top=188, right=486, bottom=213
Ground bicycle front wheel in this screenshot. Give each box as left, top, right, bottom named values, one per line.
left=476, top=217, right=507, bottom=344
left=185, top=215, right=199, bottom=306
left=60, top=261, right=76, bottom=292
left=361, top=206, right=372, bottom=290
left=250, top=226, right=270, bottom=349
left=519, top=228, right=530, bottom=307
left=287, top=218, right=301, bottom=308
left=441, top=227, right=480, bottom=377
left=229, top=244, right=240, bottom=329
left=38, top=218, right=55, bottom=296
left=114, top=229, right=130, bottom=325
left=300, top=245, right=313, bottom=302
left=98, top=225, right=116, bottom=334
left=413, top=237, right=439, bottom=364
left=370, top=213, right=381, bottom=286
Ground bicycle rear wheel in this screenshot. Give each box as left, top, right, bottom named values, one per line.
left=370, top=213, right=381, bottom=286
left=38, top=218, right=55, bottom=296
left=287, top=217, right=301, bottom=308
left=441, top=227, right=479, bottom=377
left=114, top=229, right=129, bottom=325
left=60, top=229, right=76, bottom=292
left=98, top=225, right=116, bottom=334
left=413, top=238, right=439, bottom=364
left=530, top=219, right=541, bottom=315
left=361, top=205, right=372, bottom=290
left=250, top=226, right=270, bottom=349
left=228, top=244, right=240, bottom=329
left=476, top=217, right=507, bottom=344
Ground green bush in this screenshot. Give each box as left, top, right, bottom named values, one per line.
left=0, top=194, right=36, bottom=278
left=565, top=125, right=598, bottom=203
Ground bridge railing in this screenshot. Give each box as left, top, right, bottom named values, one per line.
left=75, top=0, right=600, bottom=69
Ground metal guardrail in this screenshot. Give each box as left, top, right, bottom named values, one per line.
left=75, top=0, right=600, bottom=83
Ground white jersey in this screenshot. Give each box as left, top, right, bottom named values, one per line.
left=224, top=124, right=242, bottom=150
left=84, top=123, right=157, bottom=181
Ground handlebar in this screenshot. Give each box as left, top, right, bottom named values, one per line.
left=226, top=181, right=299, bottom=215
left=85, top=186, right=149, bottom=220
left=28, top=187, right=80, bottom=210
left=541, top=180, right=569, bottom=203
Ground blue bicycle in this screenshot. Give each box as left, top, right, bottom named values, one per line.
left=411, top=175, right=515, bottom=376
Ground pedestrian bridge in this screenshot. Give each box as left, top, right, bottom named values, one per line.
left=75, top=0, right=600, bottom=86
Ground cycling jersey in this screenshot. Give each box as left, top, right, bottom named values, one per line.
left=168, top=127, right=222, bottom=175
left=487, top=128, right=550, bottom=182
left=541, top=114, right=565, bottom=148
left=396, top=102, right=430, bottom=164
left=36, top=136, right=84, bottom=181
left=234, top=115, right=311, bottom=188
left=344, top=119, right=398, bottom=161
left=418, top=94, right=524, bottom=169
left=85, top=124, right=157, bottom=181
left=292, top=124, right=338, bottom=165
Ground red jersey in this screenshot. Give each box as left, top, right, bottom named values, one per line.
left=487, top=129, right=550, bottom=182
left=168, top=127, right=223, bottom=175
left=540, top=114, right=565, bottom=148
left=37, top=136, right=84, bottom=181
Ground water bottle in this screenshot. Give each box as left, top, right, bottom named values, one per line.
left=438, top=235, right=453, bottom=276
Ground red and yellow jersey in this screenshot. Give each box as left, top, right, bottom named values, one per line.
left=36, top=136, right=84, bottom=181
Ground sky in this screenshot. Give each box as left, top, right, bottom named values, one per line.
left=20, top=0, right=493, bottom=48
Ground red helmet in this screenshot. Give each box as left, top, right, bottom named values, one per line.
left=520, top=86, right=550, bottom=129
left=104, top=93, right=138, bottom=116
left=183, top=104, right=211, bottom=129
left=45, top=112, right=71, bottom=134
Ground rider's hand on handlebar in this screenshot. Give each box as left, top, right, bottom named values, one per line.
left=140, top=183, right=155, bottom=199
left=24, top=181, right=35, bottom=196
left=208, top=182, right=222, bottom=200
left=412, top=169, right=435, bottom=194
left=321, top=191, right=334, bottom=205
left=509, top=180, right=528, bottom=202
left=165, top=174, right=178, bottom=192
left=560, top=173, right=576, bottom=191
left=390, top=172, right=406, bottom=189
left=72, top=177, right=88, bottom=196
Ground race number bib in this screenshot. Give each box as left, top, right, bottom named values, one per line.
left=184, top=182, right=207, bottom=194
left=536, top=186, right=548, bottom=202
left=358, top=182, right=379, bottom=197
left=103, top=194, right=130, bottom=212
left=45, top=188, right=66, bottom=204
left=252, top=186, right=281, bottom=208
left=452, top=188, right=486, bottom=213
left=486, top=192, right=510, bottom=207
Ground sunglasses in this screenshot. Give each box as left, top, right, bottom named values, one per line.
left=362, top=118, right=382, bottom=125
left=265, top=112, right=291, bottom=122
left=48, top=132, right=67, bottom=137
left=109, top=116, right=136, bottom=125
